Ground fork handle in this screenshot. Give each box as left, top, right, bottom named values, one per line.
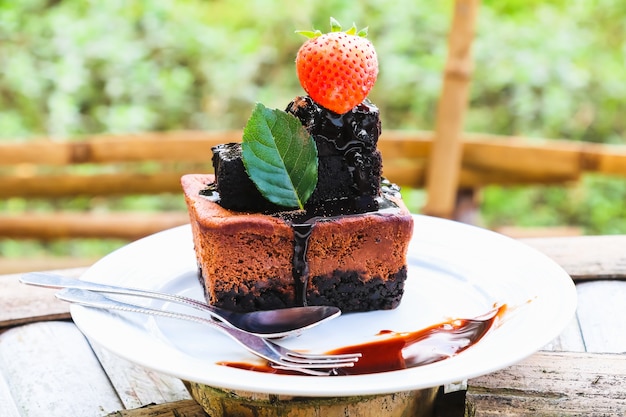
left=21, top=271, right=221, bottom=318
left=55, top=288, right=280, bottom=364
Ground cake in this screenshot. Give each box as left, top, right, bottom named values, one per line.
left=182, top=19, right=413, bottom=313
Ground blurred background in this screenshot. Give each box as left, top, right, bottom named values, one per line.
left=1, top=0, right=625, bottom=263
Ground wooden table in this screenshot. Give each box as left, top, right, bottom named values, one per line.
left=2, top=235, right=626, bottom=416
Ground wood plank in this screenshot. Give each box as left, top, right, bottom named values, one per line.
left=2, top=133, right=625, bottom=198
left=576, top=280, right=626, bottom=353
left=0, top=270, right=80, bottom=329
left=91, top=343, right=192, bottom=409
left=2, top=131, right=626, bottom=178
left=0, top=131, right=238, bottom=165
left=0, top=211, right=189, bottom=240
left=466, top=351, right=626, bottom=416
left=0, top=321, right=123, bottom=416
left=0, top=257, right=97, bottom=275
left=462, top=133, right=626, bottom=178
left=521, top=235, right=626, bottom=280
left=104, top=400, right=208, bottom=417
left=542, top=316, right=585, bottom=353
left=423, top=0, right=480, bottom=218
left=0, top=170, right=202, bottom=198
left=0, top=371, right=21, bottom=417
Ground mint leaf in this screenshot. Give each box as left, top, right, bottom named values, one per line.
left=242, top=103, right=318, bottom=209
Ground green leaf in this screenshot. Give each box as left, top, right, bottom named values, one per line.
left=242, top=103, right=318, bottom=209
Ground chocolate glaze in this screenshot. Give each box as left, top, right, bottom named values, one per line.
left=286, top=96, right=382, bottom=204
left=285, top=96, right=380, bottom=156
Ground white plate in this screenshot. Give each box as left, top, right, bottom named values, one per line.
left=72, top=215, right=576, bottom=397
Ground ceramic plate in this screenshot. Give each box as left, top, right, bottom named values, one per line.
left=71, top=215, right=577, bottom=397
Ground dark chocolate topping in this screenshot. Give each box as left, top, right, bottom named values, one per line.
left=285, top=96, right=381, bottom=156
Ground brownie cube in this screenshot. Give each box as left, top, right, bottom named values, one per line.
left=307, top=150, right=382, bottom=206
left=211, top=143, right=282, bottom=212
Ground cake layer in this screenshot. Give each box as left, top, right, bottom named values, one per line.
left=181, top=173, right=414, bottom=313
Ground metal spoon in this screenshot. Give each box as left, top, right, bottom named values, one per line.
left=20, top=271, right=340, bottom=338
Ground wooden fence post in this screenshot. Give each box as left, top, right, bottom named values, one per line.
left=423, top=0, right=480, bottom=219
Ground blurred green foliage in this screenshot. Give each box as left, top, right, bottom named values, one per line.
left=1, top=0, right=625, bottom=258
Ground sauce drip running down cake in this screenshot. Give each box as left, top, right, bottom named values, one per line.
left=182, top=19, right=413, bottom=313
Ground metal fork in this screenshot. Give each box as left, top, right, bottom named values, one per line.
left=56, top=288, right=360, bottom=375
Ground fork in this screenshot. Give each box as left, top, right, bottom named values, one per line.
left=56, top=288, right=360, bottom=375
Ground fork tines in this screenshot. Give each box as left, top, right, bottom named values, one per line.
left=280, top=352, right=361, bottom=367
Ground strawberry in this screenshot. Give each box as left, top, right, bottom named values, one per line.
left=296, top=18, right=378, bottom=115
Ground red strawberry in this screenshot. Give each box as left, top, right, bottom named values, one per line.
left=295, top=19, right=378, bottom=114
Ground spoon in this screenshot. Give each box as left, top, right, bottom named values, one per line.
left=20, top=271, right=341, bottom=338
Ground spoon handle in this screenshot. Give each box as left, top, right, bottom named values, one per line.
left=20, top=271, right=220, bottom=317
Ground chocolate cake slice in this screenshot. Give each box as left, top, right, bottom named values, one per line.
left=182, top=173, right=413, bottom=313
left=181, top=19, right=414, bottom=313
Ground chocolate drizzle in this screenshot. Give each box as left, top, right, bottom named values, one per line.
left=291, top=223, right=314, bottom=306
left=276, top=183, right=401, bottom=307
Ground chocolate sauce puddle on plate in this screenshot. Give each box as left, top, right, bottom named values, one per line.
left=219, top=304, right=507, bottom=376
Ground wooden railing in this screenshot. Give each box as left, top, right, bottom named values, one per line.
left=3, top=130, right=625, bottom=199
left=1, top=129, right=625, bottom=251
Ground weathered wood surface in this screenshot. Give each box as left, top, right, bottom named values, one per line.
left=521, top=235, right=626, bottom=280
left=0, top=268, right=79, bottom=328
left=104, top=400, right=208, bottom=417
left=464, top=236, right=626, bottom=417
left=0, top=321, right=193, bottom=417
left=189, top=383, right=438, bottom=417
left=92, top=343, right=192, bottom=409
left=0, top=322, right=124, bottom=416
left=467, top=351, right=626, bottom=417
left=575, top=280, right=626, bottom=353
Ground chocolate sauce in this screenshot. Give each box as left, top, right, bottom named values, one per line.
left=220, top=305, right=507, bottom=376
left=291, top=223, right=314, bottom=306
left=198, top=183, right=219, bottom=201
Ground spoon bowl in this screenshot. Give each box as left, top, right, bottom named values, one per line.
left=20, top=271, right=341, bottom=338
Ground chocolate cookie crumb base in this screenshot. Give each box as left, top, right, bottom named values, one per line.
left=197, top=266, right=407, bottom=313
